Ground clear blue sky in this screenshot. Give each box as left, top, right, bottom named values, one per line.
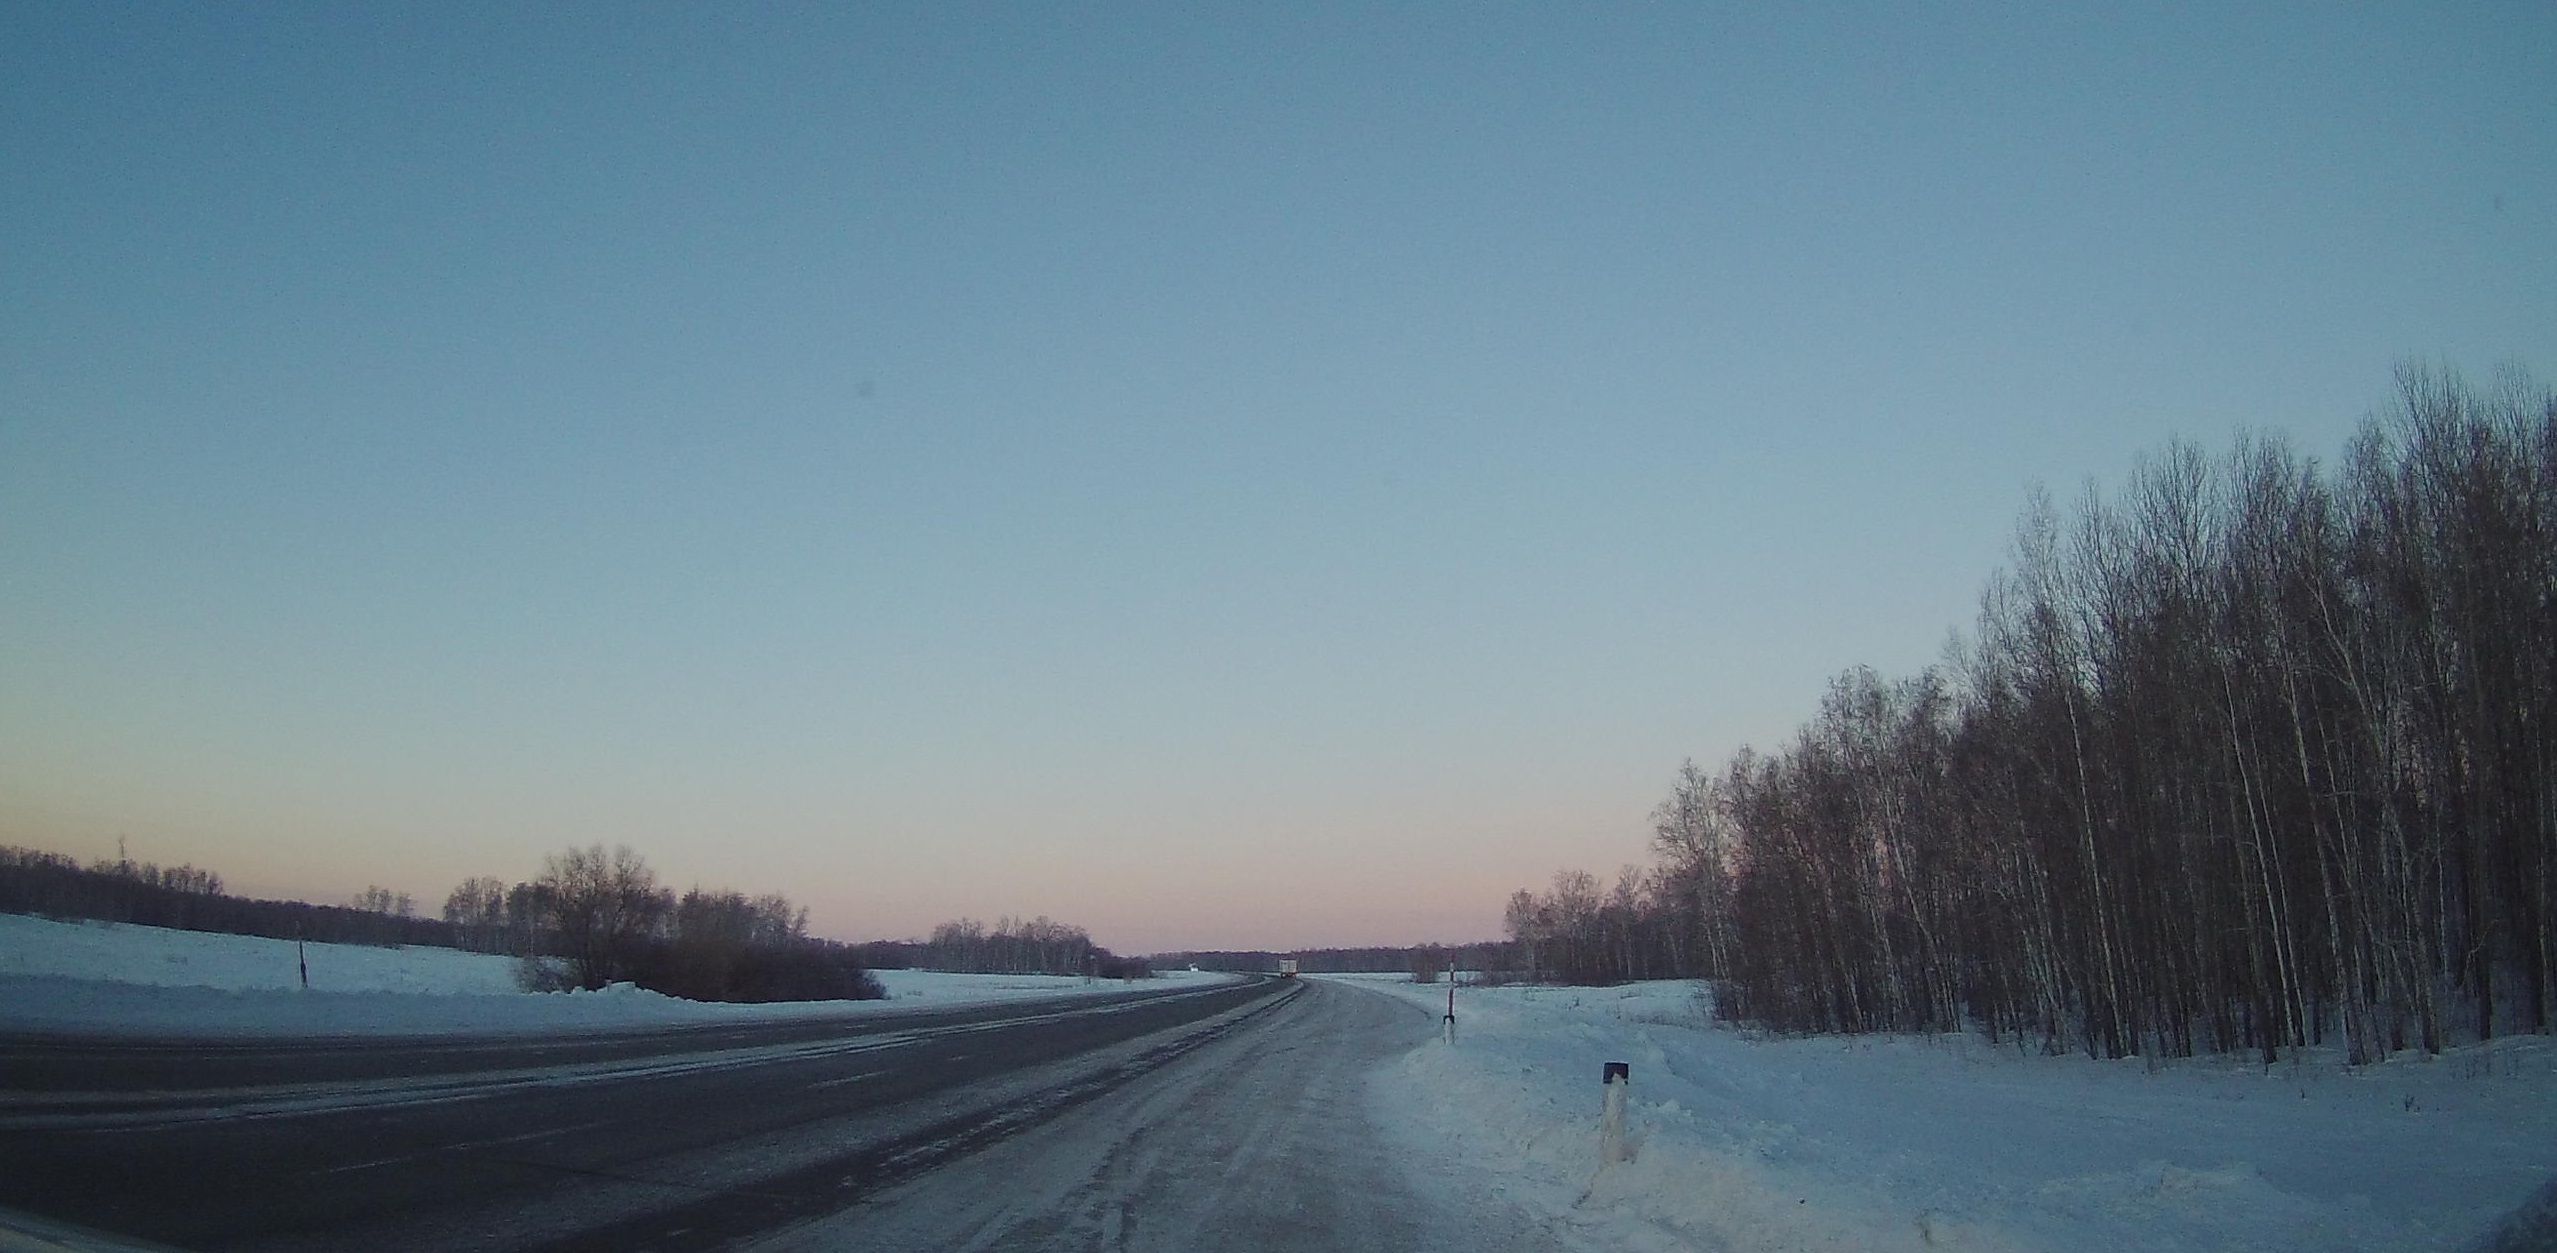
left=4, top=3, right=2550, bottom=952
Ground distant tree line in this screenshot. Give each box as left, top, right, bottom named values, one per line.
left=0, top=845, right=456, bottom=948
left=1511, top=365, right=2557, bottom=1065
left=352, top=885, right=417, bottom=918
left=1160, top=943, right=1520, bottom=979
left=855, top=915, right=1150, bottom=979
left=442, top=845, right=884, bottom=1003
left=1502, top=868, right=1698, bottom=986
left=0, top=840, right=883, bottom=1005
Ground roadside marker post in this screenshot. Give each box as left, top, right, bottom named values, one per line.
left=1600, top=1061, right=1630, bottom=1166
left=1443, top=975, right=1457, bottom=1044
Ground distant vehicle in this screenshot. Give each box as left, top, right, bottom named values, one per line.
left=1277, top=958, right=1299, bottom=978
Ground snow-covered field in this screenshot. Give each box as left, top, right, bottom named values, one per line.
left=0, top=912, right=1227, bottom=1037
left=1341, top=974, right=2557, bottom=1253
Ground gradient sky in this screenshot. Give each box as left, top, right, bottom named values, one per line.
left=3, top=4, right=2551, bottom=953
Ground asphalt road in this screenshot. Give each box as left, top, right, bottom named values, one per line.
left=0, top=977, right=1288, bottom=1252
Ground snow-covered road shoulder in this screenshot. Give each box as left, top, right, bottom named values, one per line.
left=1336, top=974, right=2557, bottom=1253
left=0, top=912, right=1230, bottom=1038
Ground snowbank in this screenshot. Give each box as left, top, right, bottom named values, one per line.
left=1338, top=974, right=2557, bottom=1253
left=0, top=912, right=1229, bottom=1037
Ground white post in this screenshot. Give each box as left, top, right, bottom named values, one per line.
left=1599, top=1061, right=1630, bottom=1166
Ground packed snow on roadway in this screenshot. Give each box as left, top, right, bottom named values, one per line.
left=0, top=912, right=1229, bottom=1037
left=1337, top=973, right=2556, bottom=1253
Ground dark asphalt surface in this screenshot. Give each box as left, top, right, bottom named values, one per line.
left=0, top=977, right=1288, bottom=1252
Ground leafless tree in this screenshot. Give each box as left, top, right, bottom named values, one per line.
left=1513, top=364, right=2557, bottom=1063
left=536, top=844, right=671, bottom=989
left=353, top=885, right=415, bottom=918
left=441, top=876, right=510, bottom=953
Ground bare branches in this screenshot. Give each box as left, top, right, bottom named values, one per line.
left=1526, top=364, right=2557, bottom=1062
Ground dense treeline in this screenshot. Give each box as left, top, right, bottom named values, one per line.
left=919, top=915, right=1094, bottom=974
left=1160, top=943, right=1519, bottom=977
left=443, top=845, right=884, bottom=1003
left=1513, top=366, right=2557, bottom=1064
left=1, top=845, right=459, bottom=948
left=885, top=916, right=1150, bottom=979
left=1502, top=868, right=1699, bottom=986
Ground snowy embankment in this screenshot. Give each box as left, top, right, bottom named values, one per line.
left=0, top=912, right=1227, bottom=1038
left=1339, top=974, right=2557, bottom=1253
